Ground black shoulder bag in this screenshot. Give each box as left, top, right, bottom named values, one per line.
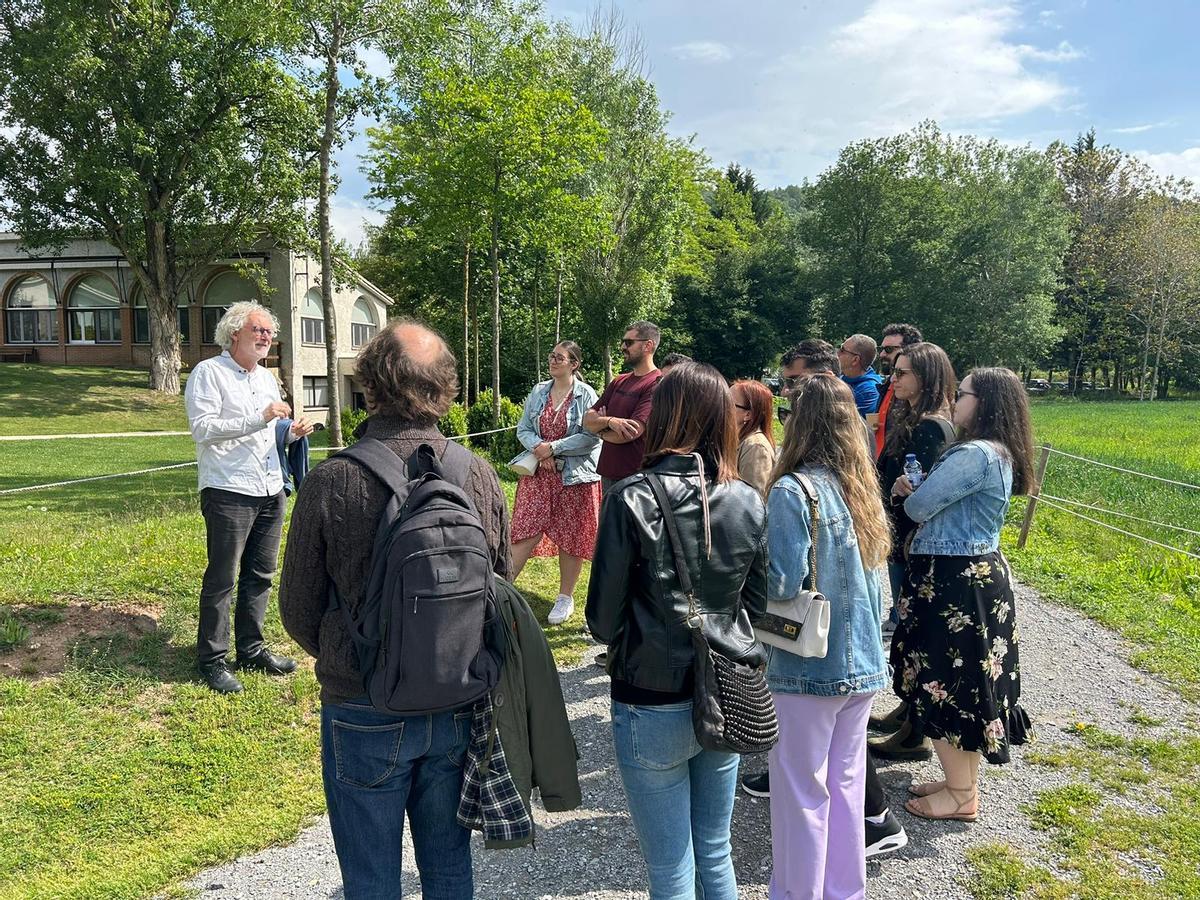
left=646, top=469, right=778, bottom=754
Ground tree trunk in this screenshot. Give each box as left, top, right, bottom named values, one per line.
left=1138, top=298, right=1155, bottom=401
left=1150, top=300, right=1170, bottom=402
left=462, top=242, right=471, bottom=404
left=490, top=169, right=502, bottom=424
left=532, top=258, right=541, bottom=382
left=472, top=293, right=480, bottom=402
left=143, top=218, right=182, bottom=394
left=555, top=265, right=563, bottom=344
left=320, top=20, right=345, bottom=444
left=602, top=324, right=614, bottom=385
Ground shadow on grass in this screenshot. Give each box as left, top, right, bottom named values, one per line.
left=0, top=364, right=183, bottom=424
left=0, top=469, right=198, bottom=517
left=67, top=628, right=197, bottom=684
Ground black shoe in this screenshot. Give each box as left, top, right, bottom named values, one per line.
left=868, top=720, right=934, bottom=761
left=740, top=771, right=770, bottom=798
left=865, top=810, right=908, bottom=859
left=199, top=660, right=244, bottom=694
left=869, top=701, right=907, bottom=732
left=237, top=648, right=297, bottom=676
left=593, top=651, right=608, bottom=669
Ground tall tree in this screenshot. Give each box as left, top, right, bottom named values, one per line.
left=0, top=0, right=313, bottom=392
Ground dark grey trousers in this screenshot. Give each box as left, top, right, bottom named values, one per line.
left=197, top=487, right=286, bottom=666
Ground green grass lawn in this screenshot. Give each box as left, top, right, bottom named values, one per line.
left=0, top=365, right=190, bottom=435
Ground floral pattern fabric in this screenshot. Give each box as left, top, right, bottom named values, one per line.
left=511, top=392, right=602, bottom=560
left=890, top=550, right=1032, bottom=764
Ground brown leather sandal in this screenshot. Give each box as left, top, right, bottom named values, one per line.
left=904, top=785, right=978, bottom=822
left=908, top=780, right=945, bottom=798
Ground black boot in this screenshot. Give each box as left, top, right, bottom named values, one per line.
left=868, top=719, right=933, bottom=761
left=199, top=660, right=244, bottom=694
left=869, top=701, right=908, bottom=732
left=237, top=648, right=297, bottom=676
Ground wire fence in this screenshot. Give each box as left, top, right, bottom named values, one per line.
left=1020, top=443, right=1200, bottom=563
left=0, top=425, right=519, bottom=497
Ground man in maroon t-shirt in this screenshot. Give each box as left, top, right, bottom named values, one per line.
left=584, top=320, right=662, bottom=494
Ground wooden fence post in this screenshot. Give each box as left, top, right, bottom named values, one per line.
left=1017, top=444, right=1052, bottom=549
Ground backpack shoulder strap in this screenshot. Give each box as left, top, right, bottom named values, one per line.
left=437, top=438, right=476, bottom=490
left=927, top=415, right=957, bottom=447
left=337, top=437, right=410, bottom=498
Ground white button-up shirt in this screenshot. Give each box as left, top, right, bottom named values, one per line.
left=184, top=351, right=285, bottom=497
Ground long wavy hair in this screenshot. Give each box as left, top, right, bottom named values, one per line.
left=731, top=379, right=776, bottom=448
left=882, top=342, right=956, bottom=459
left=643, top=362, right=739, bottom=483
left=769, top=375, right=892, bottom=567
left=959, top=367, right=1036, bottom=495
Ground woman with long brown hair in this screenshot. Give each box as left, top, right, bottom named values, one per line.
left=890, top=367, right=1036, bottom=822
left=587, top=361, right=767, bottom=900
left=731, top=379, right=776, bottom=496
left=764, top=375, right=891, bottom=898
left=871, top=342, right=957, bottom=757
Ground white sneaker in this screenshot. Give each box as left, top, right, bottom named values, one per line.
left=547, top=594, right=574, bottom=625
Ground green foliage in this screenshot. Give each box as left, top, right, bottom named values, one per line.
left=0, top=0, right=316, bottom=391
left=437, top=401, right=468, bottom=439
left=0, top=608, right=31, bottom=651
left=464, top=389, right=521, bottom=461
left=340, top=406, right=369, bottom=444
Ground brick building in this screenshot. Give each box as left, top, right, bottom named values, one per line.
left=0, top=233, right=392, bottom=416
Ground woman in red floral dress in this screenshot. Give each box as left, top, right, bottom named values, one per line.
left=510, top=340, right=602, bottom=625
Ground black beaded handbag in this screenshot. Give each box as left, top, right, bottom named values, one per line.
left=646, top=470, right=778, bottom=755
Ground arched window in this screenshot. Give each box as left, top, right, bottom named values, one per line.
left=202, top=270, right=259, bottom=343
left=67, top=274, right=121, bottom=344
left=5, top=274, right=58, bottom=344
left=351, top=297, right=378, bottom=349
left=301, top=288, right=325, bottom=345
left=133, top=288, right=190, bottom=344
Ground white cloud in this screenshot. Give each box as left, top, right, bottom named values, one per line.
left=328, top=199, right=387, bottom=250
left=671, top=41, right=733, bottom=63
left=1132, top=146, right=1200, bottom=186
left=355, top=46, right=392, bottom=80
left=679, top=0, right=1082, bottom=185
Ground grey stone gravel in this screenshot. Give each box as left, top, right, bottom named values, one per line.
left=185, top=583, right=1197, bottom=899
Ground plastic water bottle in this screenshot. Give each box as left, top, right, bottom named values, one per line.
left=903, top=453, right=924, bottom=488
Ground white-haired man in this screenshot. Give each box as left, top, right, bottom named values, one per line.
left=184, top=300, right=314, bottom=693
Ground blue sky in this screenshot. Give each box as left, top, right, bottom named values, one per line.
left=331, top=0, right=1200, bottom=246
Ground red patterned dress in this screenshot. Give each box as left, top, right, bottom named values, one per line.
left=511, top=391, right=602, bottom=559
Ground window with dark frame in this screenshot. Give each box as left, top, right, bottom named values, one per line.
left=303, top=375, right=329, bottom=408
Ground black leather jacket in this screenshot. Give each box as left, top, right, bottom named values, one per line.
left=585, top=455, right=769, bottom=695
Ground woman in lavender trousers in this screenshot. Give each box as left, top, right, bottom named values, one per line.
left=764, top=375, right=892, bottom=900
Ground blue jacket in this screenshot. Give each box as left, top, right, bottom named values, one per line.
left=513, top=378, right=601, bottom=486
left=904, top=440, right=1013, bottom=556
left=764, top=466, right=888, bottom=697
left=841, top=367, right=883, bottom=416
left=274, top=419, right=310, bottom=496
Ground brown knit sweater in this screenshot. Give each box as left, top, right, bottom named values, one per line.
left=279, top=416, right=512, bottom=704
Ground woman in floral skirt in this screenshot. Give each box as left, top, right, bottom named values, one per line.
left=889, top=367, right=1035, bottom=821
left=510, top=340, right=602, bottom=625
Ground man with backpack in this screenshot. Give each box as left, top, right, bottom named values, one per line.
left=279, top=319, right=511, bottom=899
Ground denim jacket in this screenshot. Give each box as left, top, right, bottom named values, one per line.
left=513, top=378, right=601, bottom=486
left=904, top=439, right=1013, bottom=556
left=763, top=466, right=888, bottom=697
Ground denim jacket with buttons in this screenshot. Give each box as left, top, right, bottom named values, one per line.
left=904, top=440, right=1013, bottom=556
left=513, top=378, right=601, bottom=486
left=763, top=466, right=888, bottom=697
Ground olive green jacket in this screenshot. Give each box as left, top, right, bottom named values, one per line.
left=488, top=579, right=581, bottom=848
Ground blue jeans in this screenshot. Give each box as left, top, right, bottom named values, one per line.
left=321, top=701, right=474, bottom=900
left=611, top=700, right=739, bottom=900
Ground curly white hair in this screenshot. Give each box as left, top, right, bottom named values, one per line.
left=214, top=301, right=280, bottom=351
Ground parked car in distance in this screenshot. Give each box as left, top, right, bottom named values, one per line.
left=1051, top=380, right=1068, bottom=390
left=763, top=375, right=782, bottom=395
left=1026, top=378, right=1050, bottom=395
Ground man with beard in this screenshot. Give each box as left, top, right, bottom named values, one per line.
left=584, top=321, right=663, bottom=495
left=873, top=323, right=924, bottom=457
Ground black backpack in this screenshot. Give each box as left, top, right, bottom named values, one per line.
left=333, top=437, right=502, bottom=715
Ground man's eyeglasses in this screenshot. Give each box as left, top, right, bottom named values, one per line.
left=620, top=338, right=647, bottom=348
left=547, top=353, right=569, bottom=363
left=249, top=325, right=275, bottom=338
left=955, top=389, right=977, bottom=402
left=777, top=406, right=791, bottom=424
left=781, top=374, right=804, bottom=390
left=879, top=344, right=902, bottom=356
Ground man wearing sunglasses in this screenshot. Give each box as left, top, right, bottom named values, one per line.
left=583, top=321, right=662, bottom=494
left=874, top=323, right=924, bottom=457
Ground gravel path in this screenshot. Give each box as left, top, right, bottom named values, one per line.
left=186, top=583, right=1197, bottom=899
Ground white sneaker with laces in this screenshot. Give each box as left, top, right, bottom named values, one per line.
left=548, top=594, right=574, bottom=625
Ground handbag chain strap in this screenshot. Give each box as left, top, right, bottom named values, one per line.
left=646, top=471, right=701, bottom=623
left=791, top=473, right=821, bottom=594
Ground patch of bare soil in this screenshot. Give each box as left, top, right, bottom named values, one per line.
left=0, top=603, right=160, bottom=679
